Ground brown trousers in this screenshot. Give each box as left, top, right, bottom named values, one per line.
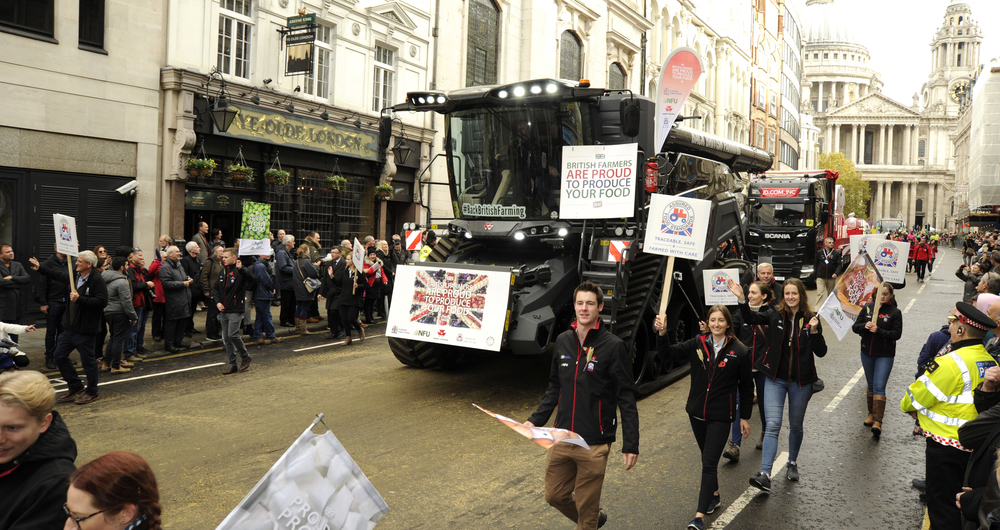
left=544, top=442, right=611, bottom=530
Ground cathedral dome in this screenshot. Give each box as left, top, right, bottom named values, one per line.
left=802, top=0, right=868, bottom=51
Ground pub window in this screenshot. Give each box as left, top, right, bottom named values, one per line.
left=218, top=0, right=253, bottom=78
left=466, top=0, right=499, bottom=87
left=304, top=25, right=334, bottom=99
left=79, top=0, right=105, bottom=50
left=609, top=62, right=626, bottom=90
left=0, top=0, right=55, bottom=39
left=372, top=45, right=395, bottom=112
left=559, top=31, right=583, bottom=81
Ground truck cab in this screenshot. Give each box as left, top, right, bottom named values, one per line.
left=746, top=170, right=838, bottom=283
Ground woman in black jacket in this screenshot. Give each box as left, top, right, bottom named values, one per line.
left=336, top=253, right=366, bottom=345
left=291, top=245, right=320, bottom=335
left=655, top=305, right=754, bottom=530
left=731, top=278, right=827, bottom=493
left=724, top=280, right=775, bottom=459
left=958, top=262, right=985, bottom=302
left=852, top=283, right=903, bottom=438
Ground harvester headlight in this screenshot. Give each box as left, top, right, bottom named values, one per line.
left=514, top=231, right=526, bottom=241
left=513, top=86, right=526, bottom=97
left=530, top=227, right=537, bottom=235
left=498, top=90, right=508, bottom=98
left=530, top=85, right=542, bottom=94
left=418, top=97, right=426, bottom=104
left=463, top=231, right=473, bottom=239
left=546, top=84, right=559, bottom=94
left=436, top=96, right=446, bottom=104
left=614, top=227, right=624, bottom=236
left=557, top=228, right=569, bottom=237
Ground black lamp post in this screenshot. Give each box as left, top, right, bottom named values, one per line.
left=210, top=95, right=240, bottom=132
left=393, top=137, right=412, bottom=165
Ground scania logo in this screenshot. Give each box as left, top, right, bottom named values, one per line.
left=763, top=233, right=791, bottom=239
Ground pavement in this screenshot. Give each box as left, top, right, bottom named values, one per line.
left=30, top=248, right=969, bottom=528
left=16, top=302, right=354, bottom=374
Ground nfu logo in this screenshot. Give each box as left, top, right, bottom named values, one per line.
left=414, top=330, right=430, bottom=337
left=872, top=243, right=898, bottom=268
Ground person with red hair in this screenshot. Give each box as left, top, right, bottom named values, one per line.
left=64, top=452, right=161, bottom=530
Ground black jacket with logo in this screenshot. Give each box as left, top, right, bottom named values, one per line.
left=738, top=302, right=827, bottom=385
left=211, top=264, right=254, bottom=313
left=657, top=333, right=754, bottom=423
left=0, top=411, right=77, bottom=530
left=528, top=321, right=639, bottom=454
left=37, top=262, right=108, bottom=334
left=852, top=299, right=903, bottom=358
left=814, top=248, right=842, bottom=280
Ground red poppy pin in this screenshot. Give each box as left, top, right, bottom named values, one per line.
left=719, top=359, right=727, bottom=367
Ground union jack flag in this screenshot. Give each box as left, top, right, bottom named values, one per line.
left=410, top=269, right=489, bottom=329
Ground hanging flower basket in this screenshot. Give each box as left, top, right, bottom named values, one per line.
left=264, top=169, right=290, bottom=185
left=227, top=164, right=254, bottom=182
left=326, top=175, right=347, bottom=192
left=374, top=184, right=394, bottom=200
left=186, top=158, right=217, bottom=178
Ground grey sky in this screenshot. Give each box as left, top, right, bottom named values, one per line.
left=791, top=0, right=1000, bottom=106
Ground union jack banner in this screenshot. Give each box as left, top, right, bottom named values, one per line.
left=410, top=269, right=489, bottom=329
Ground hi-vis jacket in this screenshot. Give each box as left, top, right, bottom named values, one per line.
left=901, top=338, right=999, bottom=450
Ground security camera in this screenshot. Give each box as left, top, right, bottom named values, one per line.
left=115, top=181, right=138, bottom=195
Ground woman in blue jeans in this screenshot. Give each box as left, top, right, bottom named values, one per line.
left=852, top=283, right=902, bottom=439
left=731, top=278, right=827, bottom=492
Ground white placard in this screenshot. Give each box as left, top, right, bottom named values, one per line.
left=559, top=143, right=637, bottom=219
left=702, top=269, right=740, bottom=305
left=52, top=214, right=79, bottom=257
left=353, top=238, right=365, bottom=269
left=849, top=233, right=885, bottom=258
left=642, top=193, right=713, bottom=260
left=239, top=239, right=272, bottom=256
left=868, top=239, right=909, bottom=284
left=386, top=264, right=512, bottom=352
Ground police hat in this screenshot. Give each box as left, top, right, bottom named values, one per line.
left=955, top=301, right=995, bottom=331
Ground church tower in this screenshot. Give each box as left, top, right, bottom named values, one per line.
left=922, top=3, right=982, bottom=116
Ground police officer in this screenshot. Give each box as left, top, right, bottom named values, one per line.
left=901, top=302, right=1000, bottom=530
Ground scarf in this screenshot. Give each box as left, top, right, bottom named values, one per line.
left=124, top=514, right=147, bottom=530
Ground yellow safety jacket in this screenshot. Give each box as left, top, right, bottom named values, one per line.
left=900, top=339, right=998, bottom=450
left=419, top=245, right=432, bottom=262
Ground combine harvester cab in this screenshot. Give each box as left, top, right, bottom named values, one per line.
left=381, top=79, right=772, bottom=395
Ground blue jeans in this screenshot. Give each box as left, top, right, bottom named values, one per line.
left=253, top=299, right=276, bottom=339
left=761, top=377, right=812, bottom=474
left=860, top=353, right=894, bottom=397
left=731, top=371, right=768, bottom=445
left=126, top=306, right=146, bottom=356
left=295, top=301, right=311, bottom=319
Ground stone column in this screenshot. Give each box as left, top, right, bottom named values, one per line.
left=887, top=125, right=895, bottom=165
left=927, top=183, right=936, bottom=229
left=850, top=124, right=857, bottom=159
left=818, top=82, right=824, bottom=111
left=877, top=125, right=886, bottom=165
left=833, top=124, right=841, bottom=153
left=874, top=181, right=883, bottom=219
left=883, top=181, right=892, bottom=220
left=937, top=183, right=946, bottom=229
left=901, top=181, right=910, bottom=224
left=911, top=125, right=920, bottom=165
left=856, top=124, right=863, bottom=165
left=903, top=125, right=912, bottom=165
left=929, top=126, right=937, bottom=166
left=826, top=124, right=834, bottom=153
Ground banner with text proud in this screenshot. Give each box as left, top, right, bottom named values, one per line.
left=559, top=143, right=637, bottom=219
left=642, top=193, right=713, bottom=261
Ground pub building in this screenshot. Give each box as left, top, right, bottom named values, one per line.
left=161, top=68, right=431, bottom=247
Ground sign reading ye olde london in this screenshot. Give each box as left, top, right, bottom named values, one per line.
left=221, top=104, right=379, bottom=161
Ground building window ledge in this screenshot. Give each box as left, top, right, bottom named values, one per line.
left=0, top=25, right=57, bottom=44
left=78, top=43, right=108, bottom=55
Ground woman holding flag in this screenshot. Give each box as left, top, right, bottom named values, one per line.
left=851, top=283, right=902, bottom=439
left=336, top=253, right=365, bottom=345
left=729, top=278, right=827, bottom=493
left=654, top=305, right=754, bottom=530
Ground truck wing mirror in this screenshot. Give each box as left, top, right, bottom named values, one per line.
left=620, top=98, right=641, bottom=138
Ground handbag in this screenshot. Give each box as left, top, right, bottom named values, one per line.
left=811, top=378, right=825, bottom=393
left=296, top=260, right=322, bottom=293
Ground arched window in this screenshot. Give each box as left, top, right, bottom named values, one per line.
left=466, top=0, right=500, bottom=87
left=918, top=139, right=926, bottom=158
left=916, top=198, right=924, bottom=213
left=608, top=62, right=626, bottom=90
left=559, top=31, right=582, bottom=80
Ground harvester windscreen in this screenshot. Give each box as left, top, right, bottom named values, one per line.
left=750, top=201, right=815, bottom=227
left=447, top=103, right=590, bottom=220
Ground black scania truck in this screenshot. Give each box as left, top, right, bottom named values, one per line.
left=745, top=170, right=839, bottom=284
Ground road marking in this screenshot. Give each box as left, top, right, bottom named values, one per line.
left=293, top=334, right=384, bottom=352
left=823, top=367, right=866, bottom=412
left=711, top=451, right=789, bottom=529
left=918, top=283, right=926, bottom=295
left=49, top=363, right=226, bottom=389
left=904, top=299, right=917, bottom=313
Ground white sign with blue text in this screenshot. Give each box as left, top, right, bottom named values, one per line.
left=642, top=193, right=713, bottom=261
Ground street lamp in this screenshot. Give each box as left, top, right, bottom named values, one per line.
left=204, top=68, right=239, bottom=133
left=392, top=119, right=412, bottom=164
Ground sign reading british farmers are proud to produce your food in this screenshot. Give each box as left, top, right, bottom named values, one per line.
left=559, top=143, right=637, bottom=219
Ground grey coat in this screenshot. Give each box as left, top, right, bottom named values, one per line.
left=275, top=246, right=295, bottom=290
left=101, top=270, right=138, bottom=321
left=291, top=257, right=319, bottom=302
left=159, top=258, right=192, bottom=320
left=0, top=260, right=30, bottom=321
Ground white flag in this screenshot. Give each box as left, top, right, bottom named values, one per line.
left=353, top=238, right=365, bottom=269
left=216, top=418, right=389, bottom=530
